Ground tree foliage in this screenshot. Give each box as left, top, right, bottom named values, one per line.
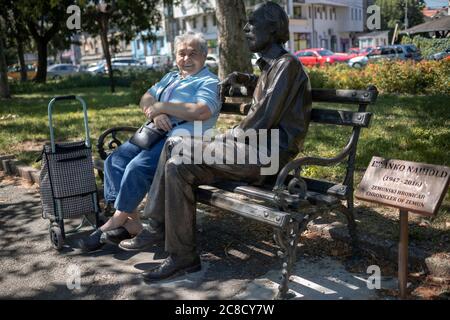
left=82, top=0, right=162, bottom=92
left=375, top=0, right=425, bottom=31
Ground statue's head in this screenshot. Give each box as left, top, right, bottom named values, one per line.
left=243, top=1, right=289, bottom=53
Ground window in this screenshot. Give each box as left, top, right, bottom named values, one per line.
left=324, top=6, right=327, bottom=20
left=351, top=8, right=354, bottom=20
left=309, top=6, right=311, bottom=18
left=381, top=48, right=396, bottom=55
left=319, top=7, right=322, bottom=19
left=318, top=50, right=333, bottom=56
left=136, top=40, right=140, bottom=50
left=182, top=19, right=186, bottom=31
left=329, top=8, right=333, bottom=20
left=297, top=51, right=314, bottom=57
left=203, top=16, right=207, bottom=29
left=294, top=33, right=310, bottom=51
left=333, top=8, right=336, bottom=19
left=213, top=15, right=217, bottom=26
left=294, top=6, right=302, bottom=19
left=192, top=17, right=197, bottom=29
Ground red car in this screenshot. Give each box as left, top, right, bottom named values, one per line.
left=295, top=48, right=351, bottom=67
left=347, top=47, right=375, bottom=59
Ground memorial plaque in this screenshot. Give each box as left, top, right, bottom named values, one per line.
left=356, top=156, right=450, bottom=216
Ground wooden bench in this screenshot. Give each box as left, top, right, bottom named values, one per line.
left=94, top=86, right=378, bottom=299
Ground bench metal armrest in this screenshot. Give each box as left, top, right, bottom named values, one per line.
left=273, top=129, right=358, bottom=193
left=97, top=126, right=139, bottom=160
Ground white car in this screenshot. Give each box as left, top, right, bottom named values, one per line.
left=47, top=64, right=80, bottom=80
left=251, top=53, right=259, bottom=66
left=86, top=62, right=106, bottom=75
left=205, top=54, right=218, bottom=69
left=145, top=55, right=171, bottom=71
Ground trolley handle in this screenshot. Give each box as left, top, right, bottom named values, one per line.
left=54, top=95, right=77, bottom=101
left=48, top=95, right=91, bottom=153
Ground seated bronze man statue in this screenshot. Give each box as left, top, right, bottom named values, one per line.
left=125, top=1, right=312, bottom=281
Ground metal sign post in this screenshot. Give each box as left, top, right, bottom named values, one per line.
left=398, top=209, right=409, bottom=299
left=356, top=156, right=450, bottom=299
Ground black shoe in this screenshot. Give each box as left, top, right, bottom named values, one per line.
left=119, top=226, right=164, bottom=251
left=100, top=227, right=132, bottom=245
left=79, top=229, right=105, bottom=252
left=141, top=254, right=201, bottom=282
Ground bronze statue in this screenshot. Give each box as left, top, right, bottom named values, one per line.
left=123, top=1, right=312, bottom=281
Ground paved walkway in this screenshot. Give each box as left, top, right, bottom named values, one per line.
left=0, top=173, right=396, bottom=300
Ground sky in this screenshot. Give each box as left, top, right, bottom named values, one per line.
left=424, top=0, right=448, bottom=8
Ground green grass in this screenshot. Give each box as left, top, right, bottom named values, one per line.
left=1, top=87, right=449, bottom=223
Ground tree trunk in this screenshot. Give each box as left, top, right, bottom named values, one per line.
left=16, top=39, right=27, bottom=82
left=0, top=20, right=11, bottom=99
left=99, top=16, right=115, bottom=93
left=34, top=39, right=48, bottom=83
left=99, top=14, right=115, bottom=93
left=216, top=0, right=253, bottom=80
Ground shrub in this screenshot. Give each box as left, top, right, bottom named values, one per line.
left=305, top=59, right=450, bottom=95
left=401, top=36, right=450, bottom=58
left=9, top=69, right=166, bottom=96
left=129, top=70, right=165, bottom=103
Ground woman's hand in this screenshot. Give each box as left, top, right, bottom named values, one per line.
left=142, top=105, right=153, bottom=120
left=144, top=102, right=164, bottom=120
left=153, top=114, right=172, bottom=132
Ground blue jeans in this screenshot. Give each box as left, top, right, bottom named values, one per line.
left=103, top=138, right=167, bottom=213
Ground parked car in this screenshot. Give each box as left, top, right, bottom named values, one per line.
left=106, top=58, right=149, bottom=74
left=145, top=55, right=171, bottom=71
left=205, top=54, right=218, bottom=69
left=346, top=47, right=374, bottom=59
left=395, top=44, right=422, bottom=61
left=47, top=64, right=80, bottom=80
left=251, top=53, right=259, bottom=66
left=7, top=64, right=37, bottom=80
left=294, top=48, right=351, bottom=67
left=429, top=47, right=450, bottom=61
left=348, top=45, right=420, bottom=68
left=86, top=62, right=106, bottom=75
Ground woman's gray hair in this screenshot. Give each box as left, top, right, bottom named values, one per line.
left=174, top=32, right=208, bottom=56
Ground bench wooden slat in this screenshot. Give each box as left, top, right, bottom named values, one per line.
left=223, top=88, right=378, bottom=105
left=197, top=185, right=290, bottom=228
left=311, top=109, right=372, bottom=127
left=302, top=177, right=349, bottom=199
left=312, top=88, right=378, bottom=104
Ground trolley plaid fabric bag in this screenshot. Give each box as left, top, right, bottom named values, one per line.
left=40, top=141, right=98, bottom=219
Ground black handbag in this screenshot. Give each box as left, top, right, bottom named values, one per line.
left=130, top=76, right=186, bottom=150
left=129, top=120, right=167, bottom=150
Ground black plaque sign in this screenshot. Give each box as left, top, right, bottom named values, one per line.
left=356, top=156, right=450, bottom=216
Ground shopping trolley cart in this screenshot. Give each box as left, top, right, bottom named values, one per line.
left=39, top=95, right=103, bottom=250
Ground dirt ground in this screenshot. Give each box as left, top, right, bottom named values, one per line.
left=0, top=171, right=448, bottom=300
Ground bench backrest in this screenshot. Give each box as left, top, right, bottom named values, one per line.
left=221, top=86, right=378, bottom=200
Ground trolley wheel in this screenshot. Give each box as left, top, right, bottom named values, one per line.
left=49, top=225, right=64, bottom=251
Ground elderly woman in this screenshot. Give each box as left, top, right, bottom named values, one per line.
left=79, top=32, right=221, bottom=252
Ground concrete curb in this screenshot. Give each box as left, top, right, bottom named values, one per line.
left=1, top=154, right=448, bottom=279
left=0, top=155, right=40, bottom=185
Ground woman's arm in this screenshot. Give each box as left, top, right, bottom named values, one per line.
left=148, top=102, right=212, bottom=122
left=139, top=92, right=156, bottom=119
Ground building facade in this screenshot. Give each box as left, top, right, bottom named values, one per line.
left=77, top=0, right=366, bottom=66
left=172, top=0, right=219, bottom=54
left=169, top=0, right=365, bottom=54
left=79, top=32, right=134, bottom=66
left=285, top=0, right=365, bottom=52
